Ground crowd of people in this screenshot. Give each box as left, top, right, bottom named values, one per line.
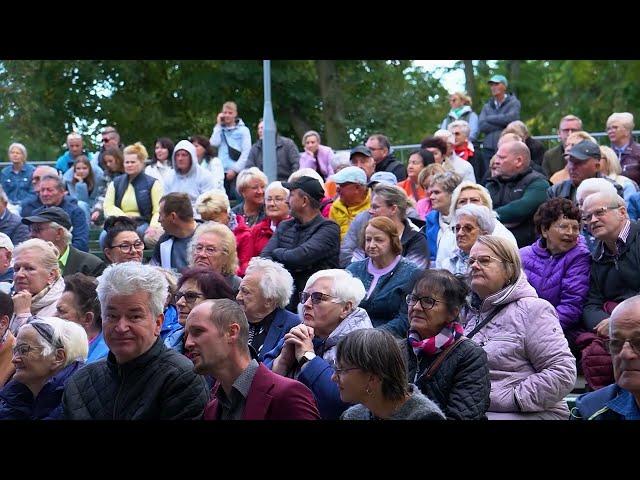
left=0, top=82, right=639, bottom=421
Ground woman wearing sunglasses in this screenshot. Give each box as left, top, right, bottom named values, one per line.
left=0, top=316, right=87, bottom=419
left=333, top=329, right=445, bottom=420
left=406, top=269, right=490, bottom=419
left=265, top=268, right=373, bottom=419
left=462, top=235, right=577, bottom=419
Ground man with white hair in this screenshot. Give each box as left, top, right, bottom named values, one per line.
left=574, top=295, right=640, bottom=419
left=485, top=140, right=550, bottom=247
left=236, top=257, right=300, bottom=361
left=606, top=112, right=640, bottom=185
left=265, top=268, right=374, bottom=419
left=22, top=207, right=105, bottom=277
left=575, top=177, right=619, bottom=253
left=62, top=262, right=209, bottom=419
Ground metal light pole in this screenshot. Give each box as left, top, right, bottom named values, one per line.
left=262, top=60, right=277, bottom=183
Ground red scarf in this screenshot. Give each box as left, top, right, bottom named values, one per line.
left=454, top=143, right=474, bottom=161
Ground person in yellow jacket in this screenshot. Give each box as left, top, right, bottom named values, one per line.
left=329, top=166, right=371, bottom=240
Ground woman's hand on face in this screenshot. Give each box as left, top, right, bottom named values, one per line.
left=73, top=173, right=84, bottom=182
left=12, top=290, right=33, bottom=315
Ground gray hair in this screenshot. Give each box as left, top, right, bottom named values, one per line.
left=14, top=238, right=60, bottom=277
left=433, top=129, right=454, bottom=145
left=304, top=269, right=366, bottom=307
left=97, top=262, right=168, bottom=319
left=21, top=316, right=88, bottom=365
left=41, top=174, right=66, bottom=191
left=429, top=171, right=463, bottom=194
left=50, top=222, right=73, bottom=246
left=454, top=204, right=496, bottom=234
left=0, top=187, right=8, bottom=205
left=8, top=142, right=27, bottom=160
left=244, top=257, right=293, bottom=309
left=372, top=184, right=409, bottom=221
left=583, top=190, right=626, bottom=209
left=575, top=177, right=618, bottom=205
left=236, top=167, right=268, bottom=195
left=288, top=168, right=325, bottom=189
left=607, top=112, right=634, bottom=131
left=475, top=235, right=522, bottom=285
left=265, top=181, right=290, bottom=199
left=302, top=130, right=321, bottom=145
left=447, top=120, right=471, bottom=138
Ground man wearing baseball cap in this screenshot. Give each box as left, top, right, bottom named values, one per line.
left=548, top=140, right=624, bottom=202
left=349, top=146, right=376, bottom=180
left=478, top=74, right=521, bottom=180
left=261, top=176, right=340, bottom=310
left=22, top=207, right=105, bottom=277
left=328, top=166, right=371, bottom=239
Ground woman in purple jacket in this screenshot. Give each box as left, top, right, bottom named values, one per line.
left=299, top=130, right=334, bottom=181
left=519, top=198, right=591, bottom=351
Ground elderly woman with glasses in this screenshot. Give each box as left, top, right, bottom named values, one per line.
left=440, top=204, right=496, bottom=276
left=249, top=181, right=291, bottom=257
left=406, top=269, right=490, bottom=419
left=461, top=235, right=577, bottom=419
left=196, top=190, right=252, bottom=276
left=171, top=266, right=236, bottom=354
left=9, top=239, right=66, bottom=334
left=0, top=316, right=87, bottom=419
left=264, top=269, right=373, bottom=419
left=333, top=329, right=445, bottom=420
left=189, top=222, right=242, bottom=294
left=520, top=198, right=591, bottom=350
left=346, top=217, right=420, bottom=339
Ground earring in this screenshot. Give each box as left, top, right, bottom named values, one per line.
left=366, top=386, right=373, bottom=396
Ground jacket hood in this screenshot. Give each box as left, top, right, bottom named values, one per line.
left=481, top=271, right=538, bottom=313
left=172, top=140, right=198, bottom=176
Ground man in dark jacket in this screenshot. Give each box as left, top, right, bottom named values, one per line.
left=485, top=140, right=549, bottom=247
left=62, top=262, right=209, bottom=419
left=186, top=299, right=320, bottom=420
left=261, top=176, right=340, bottom=310
left=37, top=175, right=89, bottom=252
left=366, top=134, right=407, bottom=181
left=542, top=114, right=582, bottom=178
left=22, top=207, right=105, bottom=278
left=547, top=139, right=624, bottom=202
left=573, top=295, right=640, bottom=420
left=0, top=188, right=29, bottom=246
left=478, top=75, right=521, bottom=178
left=245, top=120, right=300, bottom=181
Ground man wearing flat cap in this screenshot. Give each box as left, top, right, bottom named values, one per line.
left=22, top=207, right=105, bottom=277
left=261, top=176, right=340, bottom=311
left=547, top=140, right=624, bottom=202
left=478, top=74, right=521, bottom=179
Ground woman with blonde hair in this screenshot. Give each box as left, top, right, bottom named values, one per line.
left=102, top=142, right=163, bottom=247
left=188, top=222, right=241, bottom=293
left=415, top=163, right=446, bottom=218
left=9, top=239, right=65, bottom=334
left=196, top=190, right=252, bottom=276
left=440, top=91, right=479, bottom=142
left=462, top=235, right=576, bottom=419
left=232, top=167, right=267, bottom=227
left=299, top=130, right=334, bottom=181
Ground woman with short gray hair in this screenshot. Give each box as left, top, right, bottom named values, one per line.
left=441, top=204, right=496, bottom=275
left=236, top=257, right=300, bottom=360
left=0, top=316, right=88, bottom=419
left=232, top=167, right=267, bottom=227
left=265, top=268, right=373, bottom=419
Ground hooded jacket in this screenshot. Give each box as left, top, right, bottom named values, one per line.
left=462, top=272, right=577, bottom=420
left=163, top=140, right=218, bottom=207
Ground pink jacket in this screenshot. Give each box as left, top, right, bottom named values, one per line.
left=299, top=144, right=334, bottom=180
left=462, top=272, right=577, bottom=420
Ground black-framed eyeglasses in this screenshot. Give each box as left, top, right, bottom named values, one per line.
left=605, top=338, right=640, bottom=355
left=334, top=366, right=360, bottom=377
left=110, top=241, right=144, bottom=253
left=580, top=206, right=619, bottom=223
left=300, top=291, right=336, bottom=305
left=175, top=291, right=205, bottom=304
left=406, top=294, right=443, bottom=311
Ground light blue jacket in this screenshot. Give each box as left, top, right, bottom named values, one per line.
left=87, top=331, right=109, bottom=364
left=210, top=119, right=252, bottom=172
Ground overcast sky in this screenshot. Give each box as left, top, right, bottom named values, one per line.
left=413, top=60, right=466, bottom=94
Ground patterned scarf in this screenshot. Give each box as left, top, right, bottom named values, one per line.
left=408, top=321, right=464, bottom=357
left=454, top=141, right=474, bottom=161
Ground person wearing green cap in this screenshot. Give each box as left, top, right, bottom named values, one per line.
left=478, top=74, right=521, bottom=180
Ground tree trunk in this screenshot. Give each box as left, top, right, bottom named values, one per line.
left=507, top=60, right=521, bottom=97
left=315, top=60, right=347, bottom=148
left=286, top=108, right=312, bottom=145
left=463, top=60, right=476, bottom=103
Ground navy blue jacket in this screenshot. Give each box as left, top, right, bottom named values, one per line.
left=0, top=209, right=29, bottom=246
left=259, top=308, right=300, bottom=361
left=113, top=172, right=157, bottom=223
left=0, top=361, right=83, bottom=420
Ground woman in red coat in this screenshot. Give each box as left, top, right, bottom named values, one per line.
left=250, top=181, right=291, bottom=257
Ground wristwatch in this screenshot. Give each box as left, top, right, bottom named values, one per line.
left=298, top=351, right=316, bottom=368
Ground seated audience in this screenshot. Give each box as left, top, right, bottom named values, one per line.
left=0, top=292, right=16, bottom=388
left=145, top=137, right=174, bottom=183
left=425, top=171, right=462, bottom=266
left=249, top=181, right=291, bottom=257
left=232, top=167, right=267, bottom=227
left=329, top=166, right=371, bottom=240
left=102, top=216, right=144, bottom=264
left=397, top=150, right=434, bottom=202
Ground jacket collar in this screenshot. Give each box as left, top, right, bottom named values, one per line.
left=106, top=336, right=165, bottom=374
